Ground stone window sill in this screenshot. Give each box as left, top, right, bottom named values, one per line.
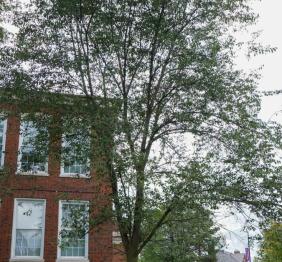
left=56, top=259, right=89, bottom=262
left=16, top=171, right=49, bottom=177
left=10, top=258, right=44, bottom=262
left=60, top=173, right=90, bottom=179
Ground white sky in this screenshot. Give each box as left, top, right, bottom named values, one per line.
left=238, top=0, right=282, bottom=122
left=221, top=0, right=282, bottom=258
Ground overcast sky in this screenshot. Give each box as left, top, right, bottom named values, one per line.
left=221, top=0, right=282, bottom=258
left=239, top=0, right=282, bottom=122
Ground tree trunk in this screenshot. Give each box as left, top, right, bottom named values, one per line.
left=126, top=255, right=138, bottom=262
left=126, top=246, right=139, bottom=262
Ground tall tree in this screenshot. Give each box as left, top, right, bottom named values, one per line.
left=1, top=1, right=282, bottom=261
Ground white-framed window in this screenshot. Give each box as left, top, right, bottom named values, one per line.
left=11, top=199, right=46, bottom=260
left=60, top=133, right=90, bottom=178
left=0, top=118, right=7, bottom=167
left=112, top=231, right=122, bottom=245
left=58, top=201, right=89, bottom=260
left=17, top=120, right=49, bottom=175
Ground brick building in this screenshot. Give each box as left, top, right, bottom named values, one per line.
left=0, top=93, right=124, bottom=262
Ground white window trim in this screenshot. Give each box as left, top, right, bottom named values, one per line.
left=112, top=231, right=122, bottom=245
left=10, top=198, right=46, bottom=262
left=0, top=118, right=7, bottom=167
left=17, top=121, right=49, bottom=176
left=56, top=259, right=89, bottom=262
left=60, top=164, right=90, bottom=179
left=10, top=258, right=44, bottom=262
left=60, top=139, right=90, bottom=179
left=57, top=200, right=89, bottom=262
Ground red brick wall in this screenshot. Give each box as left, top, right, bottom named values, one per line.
left=113, top=244, right=126, bottom=262
left=0, top=115, right=117, bottom=262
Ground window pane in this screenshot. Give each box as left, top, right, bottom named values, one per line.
left=14, top=200, right=45, bottom=258
left=63, top=159, right=89, bottom=176
left=60, top=203, right=88, bottom=257
left=61, top=203, right=87, bottom=226
left=61, top=236, right=86, bottom=257
left=62, top=125, right=90, bottom=176
left=16, top=200, right=44, bottom=229
left=15, top=229, right=42, bottom=256
left=19, top=121, right=48, bottom=173
left=79, top=247, right=85, bottom=256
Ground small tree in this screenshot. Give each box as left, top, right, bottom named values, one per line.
left=141, top=204, right=221, bottom=262
left=255, top=223, right=282, bottom=262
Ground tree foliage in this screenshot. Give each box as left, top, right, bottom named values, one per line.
left=255, top=223, right=282, bottom=262
left=0, top=0, right=8, bottom=41
left=0, top=1, right=282, bottom=261
left=140, top=204, right=221, bottom=262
